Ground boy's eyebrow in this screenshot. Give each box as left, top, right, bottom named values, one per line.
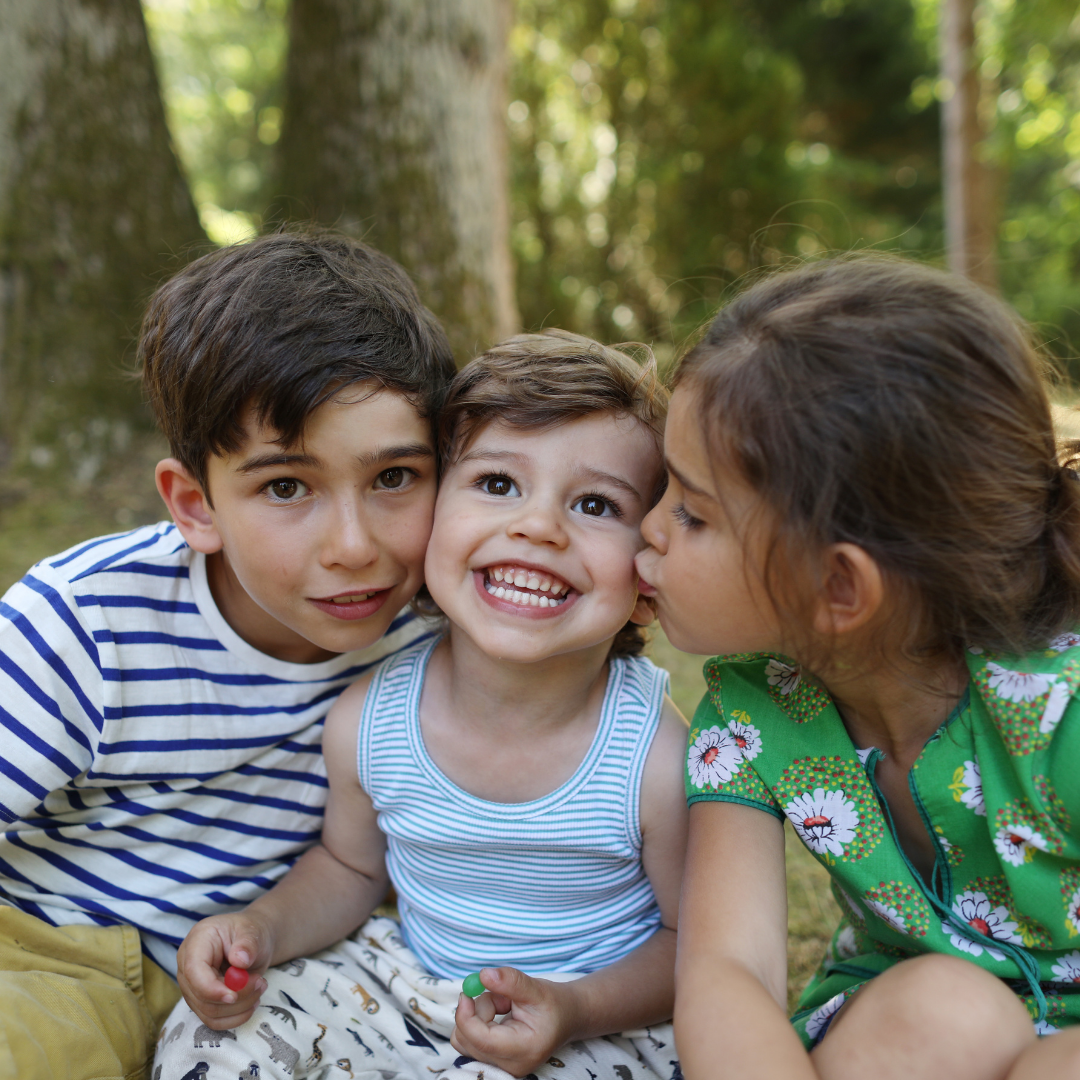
left=457, top=448, right=643, bottom=501
left=456, top=448, right=530, bottom=468
left=236, top=452, right=321, bottom=474
left=234, top=443, right=433, bottom=475
left=354, top=443, right=434, bottom=467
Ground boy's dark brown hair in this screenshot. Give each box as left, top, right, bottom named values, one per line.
left=432, top=328, right=669, bottom=658
left=139, top=229, right=456, bottom=495
left=677, top=255, right=1080, bottom=660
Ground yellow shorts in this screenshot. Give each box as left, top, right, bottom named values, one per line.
left=0, top=906, right=180, bottom=1080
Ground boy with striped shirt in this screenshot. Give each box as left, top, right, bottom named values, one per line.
left=0, top=231, right=455, bottom=1078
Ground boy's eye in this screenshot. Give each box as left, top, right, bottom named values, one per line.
left=376, top=467, right=408, bottom=490
left=482, top=475, right=519, bottom=497
left=572, top=495, right=616, bottom=518
left=266, top=478, right=309, bottom=502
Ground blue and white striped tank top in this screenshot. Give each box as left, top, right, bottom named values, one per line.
left=357, top=637, right=669, bottom=978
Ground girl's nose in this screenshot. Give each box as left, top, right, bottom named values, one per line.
left=640, top=498, right=669, bottom=555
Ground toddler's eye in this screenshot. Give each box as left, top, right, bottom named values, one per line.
left=482, top=475, right=519, bottom=497
left=572, top=495, right=615, bottom=518
left=266, top=478, right=309, bottom=502
left=376, top=467, right=407, bottom=489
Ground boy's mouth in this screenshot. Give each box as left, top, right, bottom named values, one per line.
left=480, top=565, right=573, bottom=609
left=309, top=588, right=392, bottom=621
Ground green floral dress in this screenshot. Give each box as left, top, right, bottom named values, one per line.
left=685, top=634, right=1080, bottom=1046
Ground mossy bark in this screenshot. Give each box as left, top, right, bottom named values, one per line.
left=0, top=0, right=203, bottom=475
left=272, top=0, right=519, bottom=360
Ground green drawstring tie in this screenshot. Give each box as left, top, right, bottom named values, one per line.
left=864, top=750, right=1047, bottom=1024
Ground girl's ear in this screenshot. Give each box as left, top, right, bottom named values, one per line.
left=155, top=458, right=224, bottom=554
left=812, top=543, right=885, bottom=638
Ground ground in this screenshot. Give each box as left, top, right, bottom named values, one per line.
left=0, top=435, right=839, bottom=1012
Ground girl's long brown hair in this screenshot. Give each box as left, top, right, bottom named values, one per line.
left=678, top=255, right=1080, bottom=659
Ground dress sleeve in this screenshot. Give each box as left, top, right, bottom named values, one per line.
left=0, top=568, right=103, bottom=825
left=685, top=683, right=783, bottom=819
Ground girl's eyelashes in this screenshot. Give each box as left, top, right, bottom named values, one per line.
left=572, top=493, right=622, bottom=519
left=672, top=503, right=705, bottom=530
left=475, top=473, right=521, bottom=497
left=263, top=478, right=311, bottom=503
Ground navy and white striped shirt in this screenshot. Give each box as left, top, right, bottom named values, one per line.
left=359, top=637, right=668, bottom=978
left=0, top=523, right=432, bottom=974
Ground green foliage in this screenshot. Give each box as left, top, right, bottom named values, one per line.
left=143, top=0, right=287, bottom=244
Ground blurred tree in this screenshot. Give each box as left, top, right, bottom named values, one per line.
left=0, top=0, right=203, bottom=476
left=143, top=0, right=287, bottom=243
left=269, top=0, right=519, bottom=359
left=940, top=0, right=997, bottom=286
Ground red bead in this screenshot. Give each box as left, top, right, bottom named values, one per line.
left=224, top=966, right=249, bottom=991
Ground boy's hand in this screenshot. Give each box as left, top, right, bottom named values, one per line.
left=175, top=913, right=274, bottom=1030
left=451, top=968, right=579, bottom=1077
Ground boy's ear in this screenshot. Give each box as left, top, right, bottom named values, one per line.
left=155, top=458, right=224, bottom=554
left=811, top=543, right=884, bottom=638
left=629, top=593, right=657, bottom=626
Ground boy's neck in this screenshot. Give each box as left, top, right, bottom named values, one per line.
left=205, top=550, right=339, bottom=665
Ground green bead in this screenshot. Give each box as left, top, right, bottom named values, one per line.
left=462, top=972, right=485, bottom=998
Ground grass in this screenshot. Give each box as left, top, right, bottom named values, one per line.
left=0, top=453, right=839, bottom=1011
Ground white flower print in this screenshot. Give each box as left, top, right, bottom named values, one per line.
left=1040, top=679, right=1071, bottom=735
left=1049, top=632, right=1080, bottom=653
left=993, top=824, right=1048, bottom=867
left=959, top=760, right=986, bottom=816
left=986, top=661, right=1053, bottom=704
left=726, top=717, right=762, bottom=762
left=1051, top=951, right=1080, bottom=984
left=687, top=726, right=743, bottom=789
left=834, top=924, right=858, bottom=959
left=865, top=899, right=908, bottom=934
left=855, top=747, right=875, bottom=766
left=765, top=659, right=800, bottom=696
left=785, top=789, right=859, bottom=858
left=1067, top=886, right=1080, bottom=937
left=804, top=992, right=847, bottom=1041
left=968, top=645, right=985, bottom=655
left=836, top=886, right=864, bottom=923
left=1034, top=1020, right=1060, bottom=1036
left=942, top=891, right=1022, bottom=962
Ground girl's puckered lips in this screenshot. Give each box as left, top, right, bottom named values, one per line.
left=637, top=576, right=658, bottom=598
left=308, top=588, right=393, bottom=621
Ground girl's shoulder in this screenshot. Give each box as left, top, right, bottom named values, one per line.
left=965, top=633, right=1080, bottom=757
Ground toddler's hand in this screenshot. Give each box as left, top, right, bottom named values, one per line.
left=451, top=967, right=576, bottom=1077
left=175, top=912, right=273, bottom=1030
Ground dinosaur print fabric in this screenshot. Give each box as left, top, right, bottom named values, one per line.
left=152, top=917, right=679, bottom=1080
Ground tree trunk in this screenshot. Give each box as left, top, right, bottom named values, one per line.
left=273, top=0, right=518, bottom=360
left=940, top=0, right=998, bottom=288
left=0, top=0, right=203, bottom=475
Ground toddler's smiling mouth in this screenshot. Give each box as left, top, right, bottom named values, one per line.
left=479, top=564, right=573, bottom=609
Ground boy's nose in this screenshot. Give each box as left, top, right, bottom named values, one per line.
left=322, top=504, right=380, bottom=568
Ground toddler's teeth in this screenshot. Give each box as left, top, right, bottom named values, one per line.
left=539, top=578, right=551, bottom=592
left=493, top=569, right=504, bottom=582
left=513, top=570, right=528, bottom=587
left=529, top=593, right=539, bottom=606
left=496, top=587, right=506, bottom=598
left=539, top=596, right=549, bottom=607
left=526, top=575, right=540, bottom=590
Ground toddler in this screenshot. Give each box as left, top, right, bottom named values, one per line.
left=155, top=330, right=689, bottom=1080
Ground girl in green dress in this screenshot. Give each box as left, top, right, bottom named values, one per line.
left=635, top=256, right=1080, bottom=1079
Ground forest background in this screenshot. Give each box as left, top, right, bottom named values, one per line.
left=3, top=0, right=1080, bottom=1007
